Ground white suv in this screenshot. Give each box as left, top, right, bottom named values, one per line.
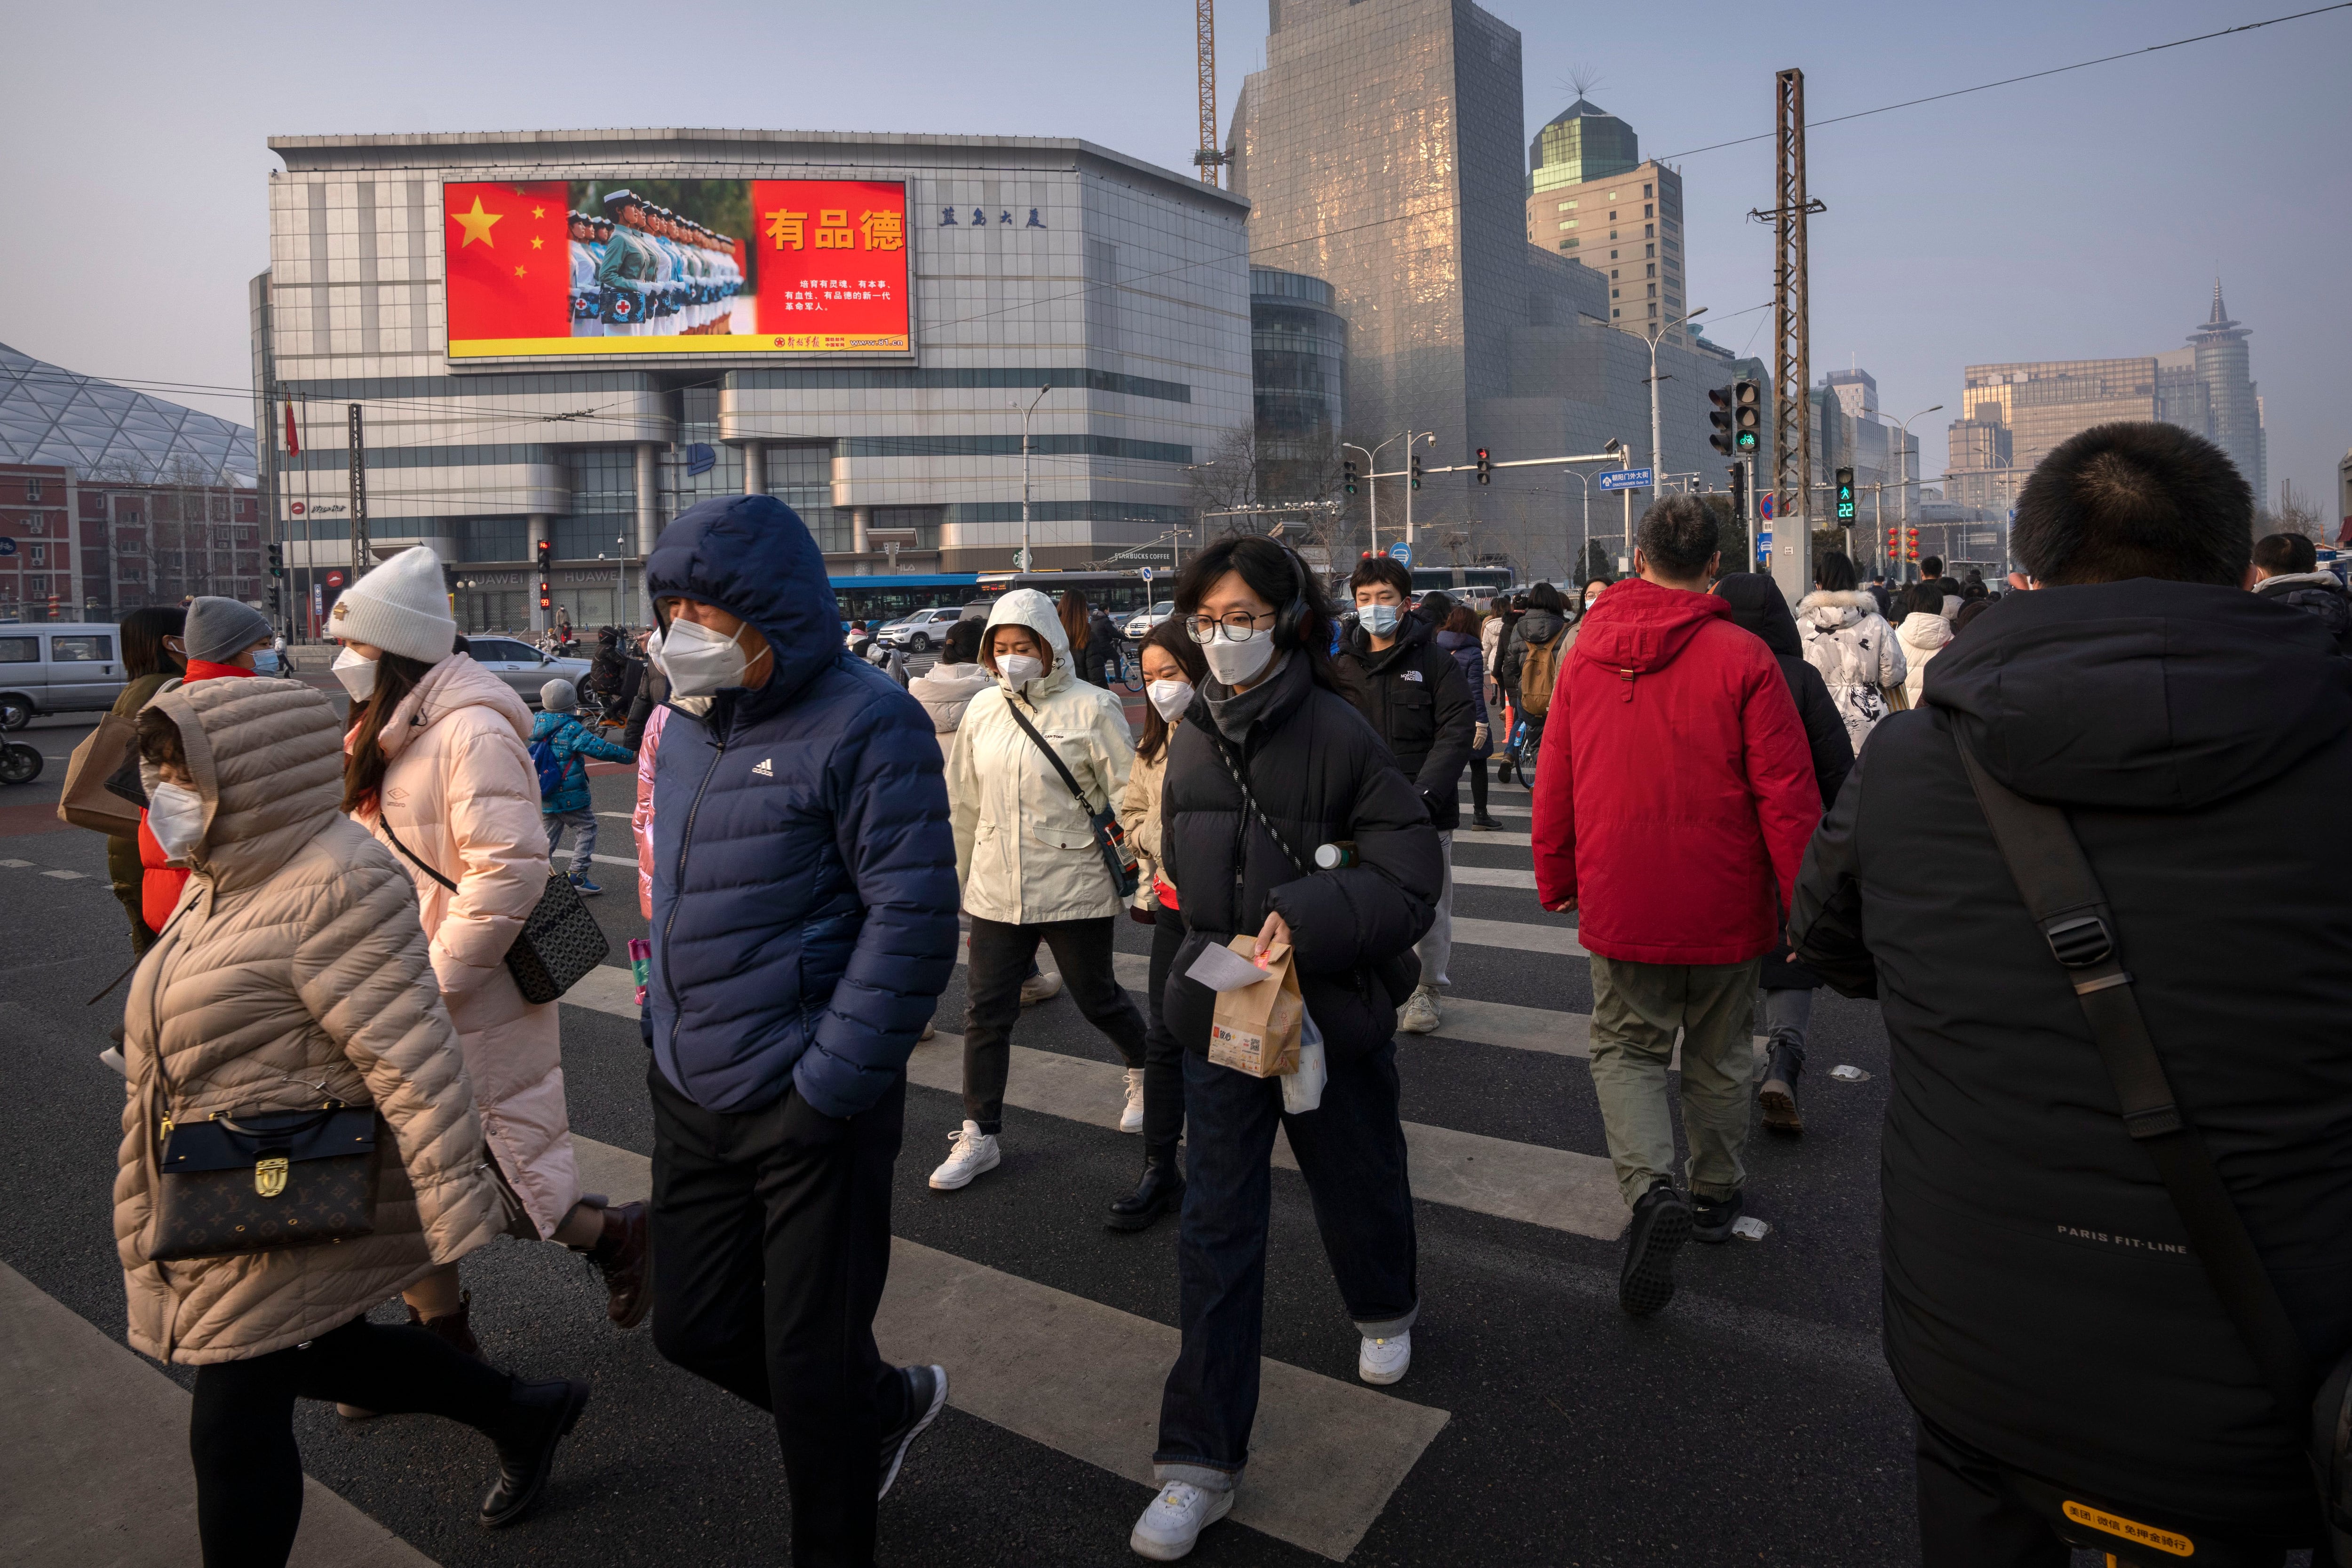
left=1123, top=600, right=1176, bottom=640
left=881, top=606, right=966, bottom=652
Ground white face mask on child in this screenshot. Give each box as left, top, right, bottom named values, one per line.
left=147, top=781, right=207, bottom=864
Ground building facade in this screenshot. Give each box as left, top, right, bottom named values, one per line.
left=1248, top=267, right=1346, bottom=482
left=1523, top=99, right=1688, bottom=350
left=253, top=129, right=1252, bottom=634
left=0, top=463, right=262, bottom=623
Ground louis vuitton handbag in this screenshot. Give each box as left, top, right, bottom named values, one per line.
left=150, top=1102, right=384, bottom=1261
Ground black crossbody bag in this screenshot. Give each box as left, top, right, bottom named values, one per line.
left=379, top=819, right=609, bottom=1004
left=1000, top=694, right=1140, bottom=900
left=1958, top=732, right=2352, bottom=1566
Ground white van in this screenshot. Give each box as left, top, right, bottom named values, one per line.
left=0, top=623, right=129, bottom=728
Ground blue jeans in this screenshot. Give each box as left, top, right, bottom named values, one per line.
left=544, top=807, right=597, bottom=876
left=1153, top=1041, right=1418, bottom=1489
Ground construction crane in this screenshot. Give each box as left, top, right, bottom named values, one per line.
left=1192, top=0, right=1224, bottom=186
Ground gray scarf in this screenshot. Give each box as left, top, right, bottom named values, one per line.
left=1203, top=652, right=1293, bottom=743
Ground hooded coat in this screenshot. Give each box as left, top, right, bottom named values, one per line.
left=1894, top=609, right=1954, bottom=708
left=1530, top=578, right=1820, bottom=965
left=1494, top=607, right=1570, bottom=709
left=528, top=708, right=634, bottom=815
left=352, top=653, right=578, bottom=1237
left=2251, top=569, right=2352, bottom=654
left=1434, top=626, right=1494, bottom=759
left=1796, top=589, right=1906, bottom=753
left=907, top=659, right=996, bottom=759
left=646, top=495, right=959, bottom=1119
left=116, top=677, right=503, bottom=1364
left=1332, top=613, right=1478, bottom=829
left=1789, top=581, right=2352, bottom=1520
left=947, top=589, right=1137, bottom=925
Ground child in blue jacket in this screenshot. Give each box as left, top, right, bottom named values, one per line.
left=532, top=679, right=636, bottom=893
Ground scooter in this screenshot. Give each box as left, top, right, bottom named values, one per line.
left=0, top=736, right=41, bottom=785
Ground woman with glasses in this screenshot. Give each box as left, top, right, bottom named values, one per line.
left=1128, top=537, right=1443, bottom=1563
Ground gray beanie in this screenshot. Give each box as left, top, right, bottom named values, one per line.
left=184, top=597, right=274, bottom=664
left=541, top=678, right=579, bottom=713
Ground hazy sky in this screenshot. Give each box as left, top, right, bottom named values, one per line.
left=6, top=0, right=2346, bottom=513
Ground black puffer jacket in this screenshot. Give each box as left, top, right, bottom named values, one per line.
left=1790, top=580, right=2352, bottom=1519
left=1161, top=653, right=1442, bottom=1061
left=1332, top=615, right=1477, bottom=830
left=2251, top=570, right=2352, bottom=654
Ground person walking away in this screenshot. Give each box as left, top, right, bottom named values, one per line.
left=532, top=678, right=636, bottom=895
left=1107, top=619, right=1209, bottom=1230
left=1135, top=536, right=1441, bottom=1559
left=643, top=494, right=960, bottom=1566
left=103, top=605, right=184, bottom=953
left=1796, top=549, right=1905, bottom=754
left=119, top=679, right=589, bottom=1564
left=1707, top=572, right=1854, bottom=1137
left=936, top=589, right=1150, bottom=1189
left=1090, top=602, right=1124, bottom=685
left=1478, top=604, right=1505, bottom=707
left=1491, top=595, right=1525, bottom=782
left=1790, top=422, right=2352, bottom=1566
left=134, top=597, right=273, bottom=942
left=1531, top=498, right=1819, bottom=1316
left=1334, top=555, right=1476, bottom=1035
left=333, top=546, right=647, bottom=1349
left=1495, top=582, right=1570, bottom=789
left=1895, top=581, right=1954, bottom=709
left=1059, top=589, right=1105, bottom=689
left=1439, top=605, right=1501, bottom=829
left=2248, top=529, right=2352, bottom=653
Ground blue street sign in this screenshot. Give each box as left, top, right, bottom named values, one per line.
left=1140, top=566, right=1154, bottom=584
left=685, top=442, right=717, bottom=476
left=1597, top=467, right=1654, bottom=492
left=1389, top=541, right=1413, bottom=567
left=0, top=539, right=15, bottom=557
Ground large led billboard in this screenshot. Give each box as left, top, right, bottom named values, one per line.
left=444, top=177, right=910, bottom=358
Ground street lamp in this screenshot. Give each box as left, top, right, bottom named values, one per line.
left=1405, top=430, right=1436, bottom=548
left=1567, top=436, right=1623, bottom=585
left=1012, top=383, right=1050, bottom=571
left=1342, top=431, right=1406, bottom=554
left=1591, top=306, right=1707, bottom=501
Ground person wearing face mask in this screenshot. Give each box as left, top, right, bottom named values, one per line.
left=1107, top=619, right=1209, bottom=1231
left=1128, top=536, right=1441, bottom=1562
left=642, top=495, right=960, bottom=1566
left=331, top=545, right=649, bottom=1367
left=1333, top=557, right=1477, bottom=1037
left=935, top=588, right=1150, bottom=1191
left=134, top=597, right=275, bottom=945
left=103, top=604, right=185, bottom=952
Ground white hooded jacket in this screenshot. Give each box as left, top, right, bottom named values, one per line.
left=1796, top=589, right=1907, bottom=754
left=946, top=589, right=1137, bottom=925
left=1896, top=609, right=1955, bottom=709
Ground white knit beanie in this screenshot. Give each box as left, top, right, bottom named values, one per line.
left=330, top=545, right=455, bottom=664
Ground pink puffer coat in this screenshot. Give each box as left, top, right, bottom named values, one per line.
left=351, top=653, right=581, bottom=1237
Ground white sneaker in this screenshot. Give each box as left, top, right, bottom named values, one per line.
left=928, top=1121, right=1001, bottom=1190
left=1120, top=1067, right=1146, bottom=1134
left=1020, top=970, right=1063, bottom=1006
left=1397, top=984, right=1442, bottom=1035
left=918, top=1019, right=937, bottom=1042
left=1358, top=1329, right=1412, bottom=1385
left=1129, top=1480, right=1234, bottom=1560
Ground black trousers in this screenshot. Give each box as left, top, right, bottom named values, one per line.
left=1915, top=1409, right=2308, bottom=1568
left=1142, top=899, right=1190, bottom=1153
left=189, top=1315, right=514, bottom=1568
left=1155, top=1041, right=1418, bottom=1480
left=962, top=914, right=1147, bottom=1134
left=649, top=1064, right=911, bottom=1568
left=1467, top=756, right=1490, bottom=821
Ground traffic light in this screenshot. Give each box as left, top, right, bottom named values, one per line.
left=1732, top=379, right=1761, bottom=454
left=266, top=542, right=285, bottom=579
left=1708, top=386, right=1737, bottom=456
left=268, top=583, right=282, bottom=614
left=1409, top=454, right=1422, bottom=491
left=1343, top=458, right=1358, bottom=496
left=1475, top=448, right=1491, bottom=485
left=1727, top=462, right=1747, bottom=521
left=1836, top=467, right=1856, bottom=522
left=536, top=537, right=552, bottom=611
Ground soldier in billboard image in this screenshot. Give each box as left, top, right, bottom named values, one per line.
left=594, top=190, right=659, bottom=335
left=568, top=212, right=605, bottom=338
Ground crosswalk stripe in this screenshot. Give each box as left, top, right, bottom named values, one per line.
left=564, top=1134, right=1449, bottom=1562
left=1451, top=915, right=1586, bottom=957
left=1450, top=864, right=1535, bottom=889
left=1451, top=830, right=1532, bottom=847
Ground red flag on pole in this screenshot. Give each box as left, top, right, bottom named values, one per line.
left=284, top=403, right=299, bottom=456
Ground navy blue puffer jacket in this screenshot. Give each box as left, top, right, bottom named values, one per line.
left=646, top=495, right=959, bottom=1118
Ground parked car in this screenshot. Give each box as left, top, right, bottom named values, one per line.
left=0, top=622, right=130, bottom=728
left=1123, top=600, right=1176, bottom=640
left=881, top=606, right=965, bottom=652
left=463, top=634, right=595, bottom=707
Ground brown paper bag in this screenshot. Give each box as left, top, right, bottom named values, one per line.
left=1207, top=936, right=1303, bottom=1078
left=57, top=712, right=143, bottom=836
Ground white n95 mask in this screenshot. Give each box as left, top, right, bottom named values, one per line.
left=331, top=645, right=378, bottom=699
left=147, top=781, right=207, bottom=865
left=659, top=617, right=750, bottom=698
left=1201, top=634, right=1275, bottom=688
left=1147, top=679, right=1194, bottom=721
left=997, top=653, right=1045, bottom=687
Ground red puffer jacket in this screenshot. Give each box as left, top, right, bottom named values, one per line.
left=1530, top=578, right=1820, bottom=965
left=139, top=660, right=257, bottom=930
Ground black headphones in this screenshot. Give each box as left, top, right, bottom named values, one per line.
left=1271, top=541, right=1314, bottom=651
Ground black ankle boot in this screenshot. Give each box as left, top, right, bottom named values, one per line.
left=478, top=1377, right=591, bottom=1529
left=1107, top=1152, right=1184, bottom=1233
left=1758, top=1041, right=1804, bottom=1137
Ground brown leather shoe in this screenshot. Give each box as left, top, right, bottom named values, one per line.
left=409, top=1289, right=482, bottom=1358
left=585, top=1201, right=652, bottom=1329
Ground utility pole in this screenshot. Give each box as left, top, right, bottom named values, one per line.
left=347, top=403, right=369, bottom=582
left=1756, top=68, right=1824, bottom=606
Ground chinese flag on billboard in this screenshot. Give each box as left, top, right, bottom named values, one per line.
left=751, top=180, right=909, bottom=342
left=444, top=181, right=570, bottom=342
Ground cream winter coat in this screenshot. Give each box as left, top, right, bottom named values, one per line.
left=116, top=678, right=502, bottom=1364
left=946, top=589, right=1136, bottom=925
left=352, top=653, right=580, bottom=1238
left=908, top=658, right=995, bottom=760
left=1896, top=609, right=1954, bottom=709
left=1118, top=737, right=1174, bottom=907
left=1797, top=589, right=1907, bottom=754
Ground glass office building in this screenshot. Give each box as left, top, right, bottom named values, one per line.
left=1249, top=268, right=1345, bottom=476
left=251, top=129, right=1250, bottom=633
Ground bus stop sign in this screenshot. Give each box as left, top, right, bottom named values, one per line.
left=1389, top=541, right=1413, bottom=568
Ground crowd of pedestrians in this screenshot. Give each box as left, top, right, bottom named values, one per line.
left=87, top=418, right=2352, bottom=1567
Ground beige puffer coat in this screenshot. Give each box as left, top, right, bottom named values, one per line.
left=946, top=589, right=1136, bottom=925
left=1117, top=736, right=1174, bottom=909
left=351, top=653, right=580, bottom=1237
left=115, top=678, right=503, bottom=1364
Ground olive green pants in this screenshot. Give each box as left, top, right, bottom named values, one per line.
left=1587, top=954, right=1759, bottom=1205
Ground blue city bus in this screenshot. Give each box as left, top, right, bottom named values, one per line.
left=1409, top=565, right=1513, bottom=602
left=828, top=569, right=1160, bottom=627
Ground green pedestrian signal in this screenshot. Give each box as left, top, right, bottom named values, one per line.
left=1836, top=467, right=1856, bottom=521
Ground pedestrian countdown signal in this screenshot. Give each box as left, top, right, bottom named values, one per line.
left=1836, top=468, right=1856, bottom=522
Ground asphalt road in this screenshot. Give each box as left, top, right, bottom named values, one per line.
left=0, top=705, right=1985, bottom=1567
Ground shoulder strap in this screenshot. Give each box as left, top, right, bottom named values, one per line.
left=1955, top=731, right=2314, bottom=1424
left=377, top=816, right=459, bottom=894
left=999, top=693, right=1098, bottom=813
left=1206, top=728, right=1311, bottom=877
